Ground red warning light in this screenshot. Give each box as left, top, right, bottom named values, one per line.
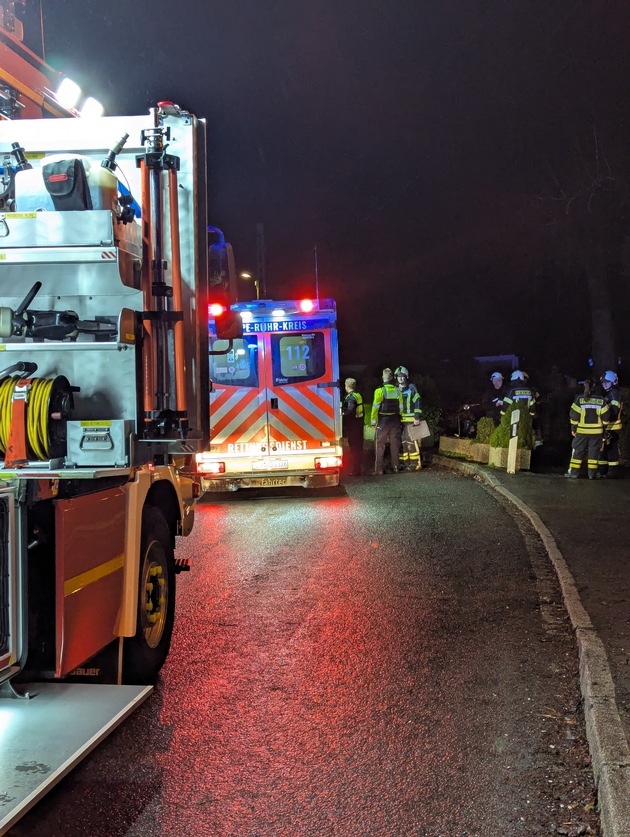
left=299, top=299, right=315, bottom=313
left=209, top=303, right=226, bottom=317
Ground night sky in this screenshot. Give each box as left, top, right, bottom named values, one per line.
left=41, top=1, right=630, bottom=382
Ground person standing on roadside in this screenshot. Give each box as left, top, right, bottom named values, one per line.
left=395, top=365, right=423, bottom=470
left=598, top=370, right=622, bottom=479
left=371, top=368, right=402, bottom=475
left=342, top=378, right=364, bottom=476
left=566, top=378, right=609, bottom=479
left=482, top=372, right=506, bottom=426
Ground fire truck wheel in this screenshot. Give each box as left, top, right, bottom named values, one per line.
left=123, top=505, right=176, bottom=684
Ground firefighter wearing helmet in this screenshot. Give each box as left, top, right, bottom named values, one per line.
left=598, top=370, right=622, bottom=478
left=566, top=377, right=609, bottom=479
left=501, top=370, right=537, bottom=419
left=371, top=368, right=402, bottom=474
left=482, top=371, right=507, bottom=426
left=395, top=366, right=423, bottom=470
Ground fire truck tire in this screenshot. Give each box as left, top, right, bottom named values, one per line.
left=123, top=505, right=176, bottom=684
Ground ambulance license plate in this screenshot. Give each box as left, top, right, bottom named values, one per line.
left=252, top=458, right=288, bottom=470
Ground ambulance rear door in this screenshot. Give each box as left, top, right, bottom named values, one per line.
left=208, top=335, right=265, bottom=451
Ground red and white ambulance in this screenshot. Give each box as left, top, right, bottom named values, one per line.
left=197, top=298, right=342, bottom=491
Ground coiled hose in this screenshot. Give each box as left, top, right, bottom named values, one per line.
left=0, top=376, right=54, bottom=460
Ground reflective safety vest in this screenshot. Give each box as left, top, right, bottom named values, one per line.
left=371, top=383, right=402, bottom=422
left=570, top=395, right=609, bottom=435
left=603, top=385, right=622, bottom=431
left=343, top=391, right=364, bottom=419
left=400, top=384, right=422, bottom=423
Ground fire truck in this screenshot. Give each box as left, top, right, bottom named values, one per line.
left=0, top=4, right=228, bottom=829
left=197, top=298, right=342, bottom=491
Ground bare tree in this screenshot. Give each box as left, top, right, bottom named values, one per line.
left=541, top=127, right=626, bottom=374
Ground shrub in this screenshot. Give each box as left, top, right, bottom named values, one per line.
left=489, top=404, right=535, bottom=449
left=474, top=416, right=495, bottom=445
left=421, top=405, right=442, bottom=446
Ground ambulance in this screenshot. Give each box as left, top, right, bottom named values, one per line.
left=197, top=298, right=342, bottom=490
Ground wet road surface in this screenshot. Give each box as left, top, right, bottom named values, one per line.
left=10, top=470, right=599, bottom=836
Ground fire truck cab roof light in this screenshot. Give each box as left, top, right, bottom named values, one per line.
left=299, top=299, right=314, bottom=313
left=79, top=97, right=104, bottom=119
left=56, top=78, right=81, bottom=110
left=271, top=309, right=285, bottom=317
left=239, top=311, right=253, bottom=322
left=209, top=303, right=226, bottom=317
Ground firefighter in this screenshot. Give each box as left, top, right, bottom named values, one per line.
left=482, top=371, right=506, bottom=426
left=598, top=370, right=622, bottom=479
left=395, top=365, right=423, bottom=470
left=501, top=370, right=537, bottom=419
left=566, top=378, right=609, bottom=479
left=371, top=367, right=402, bottom=474
left=342, top=377, right=364, bottom=476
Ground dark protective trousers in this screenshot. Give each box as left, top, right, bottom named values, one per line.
left=375, top=415, right=401, bottom=473
left=344, top=421, right=364, bottom=475
left=598, top=431, right=620, bottom=477
left=400, top=424, right=421, bottom=469
left=569, top=433, right=602, bottom=478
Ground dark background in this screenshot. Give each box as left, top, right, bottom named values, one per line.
left=39, top=0, right=630, bottom=387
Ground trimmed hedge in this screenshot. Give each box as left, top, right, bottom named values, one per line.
left=489, top=404, right=535, bottom=449
left=474, top=416, right=495, bottom=445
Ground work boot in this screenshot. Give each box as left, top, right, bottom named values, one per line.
left=564, top=471, right=578, bottom=479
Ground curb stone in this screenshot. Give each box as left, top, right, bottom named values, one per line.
left=434, top=454, right=630, bottom=837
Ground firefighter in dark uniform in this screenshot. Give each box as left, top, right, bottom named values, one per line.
left=566, top=378, right=609, bottom=479
left=482, top=371, right=507, bottom=426
left=598, top=370, right=622, bottom=479
left=395, top=365, right=423, bottom=470
left=501, top=370, right=537, bottom=420
left=342, top=377, right=364, bottom=476
left=371, top=368, right=402, bottom=474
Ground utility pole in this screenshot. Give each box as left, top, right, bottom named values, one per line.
left=256, top=222, right=266, bottom=298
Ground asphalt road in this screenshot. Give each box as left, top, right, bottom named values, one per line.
left=10, top=471, right=600, bottom=836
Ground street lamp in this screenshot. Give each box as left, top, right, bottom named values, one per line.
left=240, top=271, right=260, bottom=300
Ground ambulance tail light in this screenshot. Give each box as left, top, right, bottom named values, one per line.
left=315, top=455, right=342, bottom=470
left=196, top=459, right=226, bottom=475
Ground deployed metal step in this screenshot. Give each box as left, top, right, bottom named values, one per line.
left=0, top=682, right=152, bottom=835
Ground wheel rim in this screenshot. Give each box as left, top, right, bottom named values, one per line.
left=140, top=537, right=169, bottom=649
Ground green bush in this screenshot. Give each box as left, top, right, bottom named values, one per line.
left=489, top=404, right=535, bottom=449
left=474, top=416, right=495, bottom=445
left=421, top=406, right=442, bottom=446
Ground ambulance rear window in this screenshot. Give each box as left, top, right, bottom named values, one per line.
left=210, top=337, right=259, bottom=387
left=270, top=332, right=325, bottom=385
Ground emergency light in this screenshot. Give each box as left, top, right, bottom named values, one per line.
left=209, top=303, right=226, bottom=318
left=299, top=299, right=314, bottom=313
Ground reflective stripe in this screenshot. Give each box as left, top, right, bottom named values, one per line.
left=64, top=554, right=124, bottom=597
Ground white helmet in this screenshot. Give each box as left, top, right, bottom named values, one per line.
left=602, top=370, right=618, bottom=385
left=490, top=371, right=503, bottom=382
left=510, top=370, right=525, bottom=382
